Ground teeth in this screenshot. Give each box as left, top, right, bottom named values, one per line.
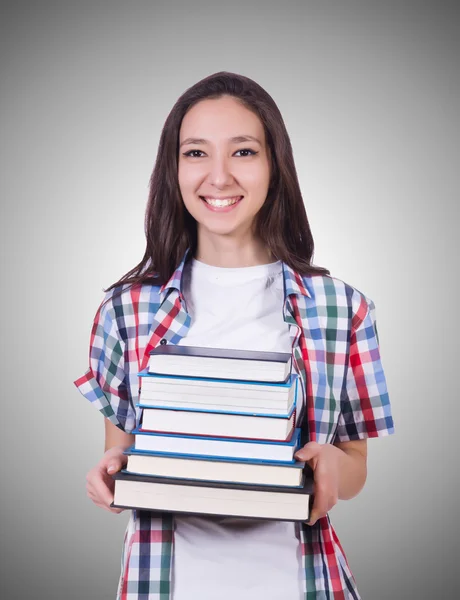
left=202, top=196, right=242, bottom=207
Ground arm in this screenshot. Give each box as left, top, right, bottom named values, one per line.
left=333, top=438, right=367, bottom=500
left=104, top=418, right=135, bottom=453
left=76, top=291, right=138, bottom=513
left=85, top=420, right=135, bottom=514
left=295, top=293, right=390, bottom=525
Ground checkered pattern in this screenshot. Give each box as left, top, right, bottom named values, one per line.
left=74, top=250, right=394, bottom=599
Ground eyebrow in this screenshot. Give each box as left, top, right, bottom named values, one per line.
left=179, top=135, right=262, bottom=148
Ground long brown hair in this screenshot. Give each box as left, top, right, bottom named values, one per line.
left=104, top=71, right=329, bottom=296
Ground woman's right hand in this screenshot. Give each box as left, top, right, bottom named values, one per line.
left=86, top=446, right=128, bottom=513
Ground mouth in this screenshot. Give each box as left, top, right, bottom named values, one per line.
left=199, top=195, right=244, bottom=212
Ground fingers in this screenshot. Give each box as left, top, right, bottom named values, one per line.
left=104, top=446, right=129, bottom=472
left=86, top=473, right=124, bottom=514
left=103, top=446, right=128, bottom=474
left=308, top=476, right=338, bottom=526
left=308, top=466, right=339, bottom=526
left=295, top=443, right=340, bottom=526
left=85, top=448, right=128, bottom=514
left=294, top=441, right=321, bottom=464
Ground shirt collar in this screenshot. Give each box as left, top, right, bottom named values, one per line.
left=159, top=247, right=192, bottom=304
left=159, top=248, right=311, bottom=303
left=281, top=261, right=311, bottom=298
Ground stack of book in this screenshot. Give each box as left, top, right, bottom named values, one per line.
left=111, top=346, right=314, bottom=521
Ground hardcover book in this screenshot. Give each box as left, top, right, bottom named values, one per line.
left=123, top=446, right=307, bottom=487
left=112, top=470, right=314, bottom=522
left=138, top=372, right=298, bottom=416
left=148, top=345, right=292, bottom=383
left=139, top=405, right=296, bottom=441
left=132, top=427, right=302, bottom=462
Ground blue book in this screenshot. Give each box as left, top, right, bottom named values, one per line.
left=132, top=427, right=302, bottom=463
left=137, top=371, right=298, bottom=417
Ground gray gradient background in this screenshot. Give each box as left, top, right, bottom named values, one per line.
left=1, top=1, right=458, bottom=598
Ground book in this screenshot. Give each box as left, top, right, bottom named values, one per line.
left=123, top=446, right=306, bottom=487
left=132, top=427, right=302, bottom=462
left=111, top=471, right=314, bottom=521
left=140, top=406, right=295, bottom=441
left=138, top=372, right=297, bottom=416
left=148, top=345, right=292, bottom=383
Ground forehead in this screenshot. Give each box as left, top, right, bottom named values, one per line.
left=180, top=96, right=265, bottom=141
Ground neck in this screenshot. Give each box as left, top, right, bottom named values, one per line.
left=194, top=231, right=274, bottom=268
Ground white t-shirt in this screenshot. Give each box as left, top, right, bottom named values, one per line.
left=172, top=258, right=303, bottom=600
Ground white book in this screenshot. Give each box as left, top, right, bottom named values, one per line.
left=140, top=406, right=295, bottom=441
left=148, top=346, right=292, bottom=383
left=139, top=399, right=293, bottom=416
left=112, top=472, right=314, bottom=521
left=124, top=447, right=306, bottom=487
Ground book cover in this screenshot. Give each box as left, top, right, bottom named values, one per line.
left=147, top=346, right=292, bottom=383
left=149, top=346, right=292, bottom=363
left=132, top=426, right=301, bottom=445
left=114, top=469, right=313, bottom=492
left=138, top=406, right=296, bottom=441
left=122, top=446, right=307, bottom=487
left=137, top=403, right=295, bottom=418
left=132, top=427, right=302, bottom=463
left=138, top=370, right=297, bottom=388
left=124, top=445, right=303, bottom=465
left=137, top=373, right=298, bottom=412
left=135, top=423, right=296, bottom=443
left=123, top=445, right=306, bottom=467
left=111, top=470, right=314, bottom=522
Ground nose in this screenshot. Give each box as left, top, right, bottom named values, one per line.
left=207, top=154, right=234, bottom=188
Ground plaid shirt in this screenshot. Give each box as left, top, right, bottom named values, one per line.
left=74, top=249, right=394, bottom=599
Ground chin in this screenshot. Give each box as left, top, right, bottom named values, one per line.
left=200, top=222, right=243, bottom=237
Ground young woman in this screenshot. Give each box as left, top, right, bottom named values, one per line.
left=75, top=71, right=394, bottom=600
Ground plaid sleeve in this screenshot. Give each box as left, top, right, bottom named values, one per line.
left=73, top=291, right=136, bottom=433
left=336, top=294, right=394, bottom=441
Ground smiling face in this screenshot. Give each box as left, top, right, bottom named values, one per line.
left=177, top=95, right=271, bottom=243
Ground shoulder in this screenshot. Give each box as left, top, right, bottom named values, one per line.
left=98, top=281, right=162, bottom=315
left=302, top=274, right=375, bottom=331
left=95, top=281, right=163, bottom=336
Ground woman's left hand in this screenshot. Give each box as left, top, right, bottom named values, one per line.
left=294, top=441, right=342, bottom=526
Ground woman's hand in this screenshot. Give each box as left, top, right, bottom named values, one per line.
left=86, top=446, right=128, bottom=514
left=294, top=441, right=342, bottom=526
left=295, top=439, right=368, bottom=525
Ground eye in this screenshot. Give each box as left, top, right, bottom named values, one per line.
left=182, top=150, right=205, bottom=158
left=182, top=148, right=259, bottom=158
left=234, top=148, right=258, bottom=157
